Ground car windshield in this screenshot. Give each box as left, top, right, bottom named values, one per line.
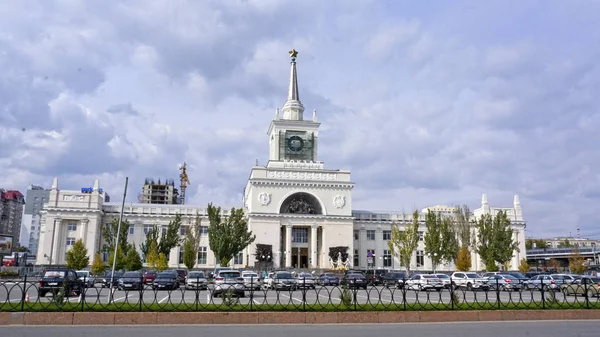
left=144, top=272, right=156, bottom=276
left=422, top=275, right=438, bottom=279
left=243, top=273, right=258, bottom=278
left=188, top=272, right=205, bottom=278
left=44, top=271, right=66, bottom=278
left=323, top=273, right=337, bottom=277
left=123, top=272, right=140, bottom=278
left=507, top=272, right=527, bottom=279
left=392, top=273, right=406, bottom=278
left=501, top=274, right=518, bottom=280
left=277, top=273, right=293, bottom=279
left=219, top=271, right=241, bottom=278
left=76, top=272, right=88, bottom=278
left=465, top=273, right=479, bottom=279
left=435, top=274, right=450, bottom=279
left=347, top=274, right=363, bottom=278
left=298, top=273, right=313, bottom=278
left=156, top=274, right=174, bottom=279
left=551, top=275, right=566, bottom=280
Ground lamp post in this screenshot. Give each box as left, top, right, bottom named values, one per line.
left=427, top=252, right=438, bottom=273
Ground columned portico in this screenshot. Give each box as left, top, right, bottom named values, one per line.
left=285, top=223, right=292, bottom=268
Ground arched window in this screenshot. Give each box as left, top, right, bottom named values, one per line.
left=279, top=192, right=322, bottom=215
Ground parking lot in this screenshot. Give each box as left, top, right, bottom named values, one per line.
left=0, top=281, right=593, bottom=308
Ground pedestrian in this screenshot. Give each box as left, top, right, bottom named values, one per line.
left=262, top=270, right=267, bottom=279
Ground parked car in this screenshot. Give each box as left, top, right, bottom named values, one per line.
left=450, top=272, right=489, bottom=290
left=382, top=272, right=407, bottom=288
left=213, top=270, right=245, bottom=297
left=185, top=271, right=209, bottom=290
left=38, top=267, right=83, bottom=298
left=434, top=274, right=452, bottom=289
left=271, top=271, right=297, bottom=291
left=102, top=271, right=124, bottom=288
left=341, top=273, right=368, bottom=289
left=317, top=273, right=340, bottom=286
left=364, top=269, right=388, bottom=286
left=76, top=270, right=96, bottom=288
left=560, top=276, right=600, bottom=296
left=486, top=274, right=522, bottom=291
left=152, top=271, right=179, bottom=290
left=143, top=271, right=157, bottom=284
left=118, top=271, right=143, bottom=290
left=296, top=272, right=316, bottom=289
left=524, top=274, right=566, bottom=291
left=241, top=271, right=261, bottom=290
left=406, top=274, right=444, bottom=291
left=174, top=269, right=187, bottom=283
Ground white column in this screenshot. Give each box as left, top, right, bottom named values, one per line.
left=359, top=226, right=367, bottom=267
left=285, top=224, right=292, bottom=268
left=311, top=224, right=318, bottom=268
left=375, top=226, right=383, bottom=269
left=80, top=219, right=89, bottom=246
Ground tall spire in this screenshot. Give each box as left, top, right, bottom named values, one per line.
left=281, top=49, right=305, bottom=120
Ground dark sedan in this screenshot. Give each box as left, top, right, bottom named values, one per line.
left=38, top=268, right=83, bottom=298
left=342, top=273, right=368, bottom=289
left=317, top=273, right=340, bottom=286
left=382, top=272, right=407, bottom=288
left=118, top=271, right=143, bottom=290
left=152, top=272, right=179, bottom=290
left=102, top=271, right=124, bottom=288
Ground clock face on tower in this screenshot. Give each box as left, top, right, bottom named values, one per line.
left=281, top=131, right=314, bottom=161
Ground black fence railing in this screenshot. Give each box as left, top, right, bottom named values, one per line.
left=1, top=275, right=599, bottom=312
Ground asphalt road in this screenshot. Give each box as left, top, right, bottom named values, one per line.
left=1, top=321, right=599, bottom=337
left=0, top=281, right=589, bottom=307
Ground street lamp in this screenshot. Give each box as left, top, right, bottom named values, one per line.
left=427, top=253, right=438, bottom=273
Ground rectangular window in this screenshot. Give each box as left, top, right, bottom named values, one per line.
left=418, top=231, right=424, bottom=241
left=178, top=250, right=184, bottom=264
left=66, top=237, right=76, bottom=246
left=292, top=228, right=308, bottom=243
left=161, top=226, right=167, bottom=236
left=367, top=249, right=375, bottom=267
left=31, top=225, right=35, bottom=231
left=200, top=226, right=209, bottom=236
left=197, top=247, right=207, bottom=265
left=143, top=225, right=153, bottom=234
left=354, top=249, right=359, bottom=267
left=354, top=230, right=359, bottom=240
left=383, top=230, right=391, bottom=241
left=128, top=226, right=134, bottom=235
left=234, top=251, right=244, bottom=265
left=179, top=225, right=187, bottom=236
left=67, top=223, right=77, bottom=231
left=383, top=249, right=392, bottom=267
left=367, top=230, right=375, bottom=241
left=416, top=250, right=424, bottom=267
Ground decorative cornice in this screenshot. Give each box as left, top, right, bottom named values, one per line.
left=248, top=212, right=354, bottom=220
left=46, top=207, right=103, bottom=214
left=250, top=180, right=354, bottom=189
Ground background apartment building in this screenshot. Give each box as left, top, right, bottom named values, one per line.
left=0, top=189, right=25, bottom=247
left=140, top=178, right=179, bottom=204
left=19, top=185, right=51, bottom=255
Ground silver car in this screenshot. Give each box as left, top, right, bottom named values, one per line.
left=186, top=271, right=208, bottom=290
left=296, top=273, right=316, bottom=289
left=241, top=271, right=262, bottom=290
left=213, top=270, right=245, bottom=297
left=76, top=270, right=96, bottom=288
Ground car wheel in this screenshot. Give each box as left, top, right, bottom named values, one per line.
left=466, top=283, right=472, bottom=290
left=587, top=289, right=595, bottom=298
left=39, top=291, right=46, bottom=298
left=561, top=288, right=569, bottom=296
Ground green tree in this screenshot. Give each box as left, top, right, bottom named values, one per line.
left=475, top=214, right=498, bottom=271
left=157, top=253, right=169, bottom=271
left=182, top=234, right=196, bottom=270
left=207, top=203, right=256, bottom=267
left=455, top=247, right=472, bottom=271
left=424, top=211, right=459, bottom=270
left=518, top=258, right=530, bottom=273
left=101, top=218, right=130, bottom=253
left=90, top=253, right=106, bottom=276
left=569, top=247, right=587, bottom=274
left=125, top=247, right=143, bottom=271
left=491, top=210, right=519, bottom=267
left=108, top=248, right=126, bottom=271
left=526, top=239, right=549, bottom=250
left=548, top=258, right=561, bottom=272
left=65, top=239, right=90, bottom=270
left=146, top=240, right=159, bottom=269
left=387, top=210, right=420, bottom=273
left=455, top=205, right=475, bottom=249
left=140, top=224, right=159, bottom=258
left=158, top=214, right=183, bottom=257
left=187, top=212, right=203, bottom=251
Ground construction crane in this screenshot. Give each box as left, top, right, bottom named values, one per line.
left=178, top=162, right=191, bottom=204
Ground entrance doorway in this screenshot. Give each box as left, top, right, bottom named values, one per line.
left=292, top=247, right=308, bottom=268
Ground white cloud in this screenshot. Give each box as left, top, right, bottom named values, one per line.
left=0, top=0, right=599, bottom=239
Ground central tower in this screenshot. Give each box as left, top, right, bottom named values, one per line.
left=267, top=49, right=320, bottom=165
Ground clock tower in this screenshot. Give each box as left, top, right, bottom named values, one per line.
left=244, top=50, right=354, bottom=270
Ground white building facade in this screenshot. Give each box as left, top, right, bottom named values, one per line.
left=36, top=52, right=526, bottom=271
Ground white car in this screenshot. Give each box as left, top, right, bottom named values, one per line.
left=185, top=271, right=208, bottom=290
left=296, top=272, right=316, bottom=289
left=213, top=270, right=245, bottom=297
left=406, top=274, right=444, bottom=291
left=76, top=270, right=96, bottom=288
left=450, top=272, right=490, bottom=290
left=241, top=271, right=262, bottom=290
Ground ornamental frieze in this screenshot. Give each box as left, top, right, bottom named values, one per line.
left=267, top=170, right=337, bottom=181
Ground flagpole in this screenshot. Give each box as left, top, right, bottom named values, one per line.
left=109, top=177, right=128, bottom=303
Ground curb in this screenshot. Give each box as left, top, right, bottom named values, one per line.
left=1, top=310, right=599, bottom=325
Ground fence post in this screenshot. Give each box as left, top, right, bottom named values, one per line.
left=81, top=276, right=85, bottom=312
left=584, top=277, right=589, bottom=309
left=302, top=277, right=306, bottom=312
left=450, top=279, right=454, bottom=310
left=21, top=273, right=27, bottom=311
left=402, top=277, right=406, bottom=311
left=139, top=276, right=143, bottom=312
left=540, top=278, right=545, bottom=309
left=250, top=276, right=253, bottom=312
left=495, top=278, right=500, bottom=309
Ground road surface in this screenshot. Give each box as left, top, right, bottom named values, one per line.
left=2, top=321, right=599, bottom=337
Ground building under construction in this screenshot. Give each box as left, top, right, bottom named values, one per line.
left=140, top=178, right=179, bottom=204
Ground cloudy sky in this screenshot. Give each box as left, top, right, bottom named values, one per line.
left=1, top=0, right=599, bottom=238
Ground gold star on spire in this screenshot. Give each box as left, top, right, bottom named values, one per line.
left=289, top=49, right=298, bottom=58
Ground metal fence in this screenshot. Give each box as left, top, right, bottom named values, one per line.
left=1, top=275, right=599, bottom=312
